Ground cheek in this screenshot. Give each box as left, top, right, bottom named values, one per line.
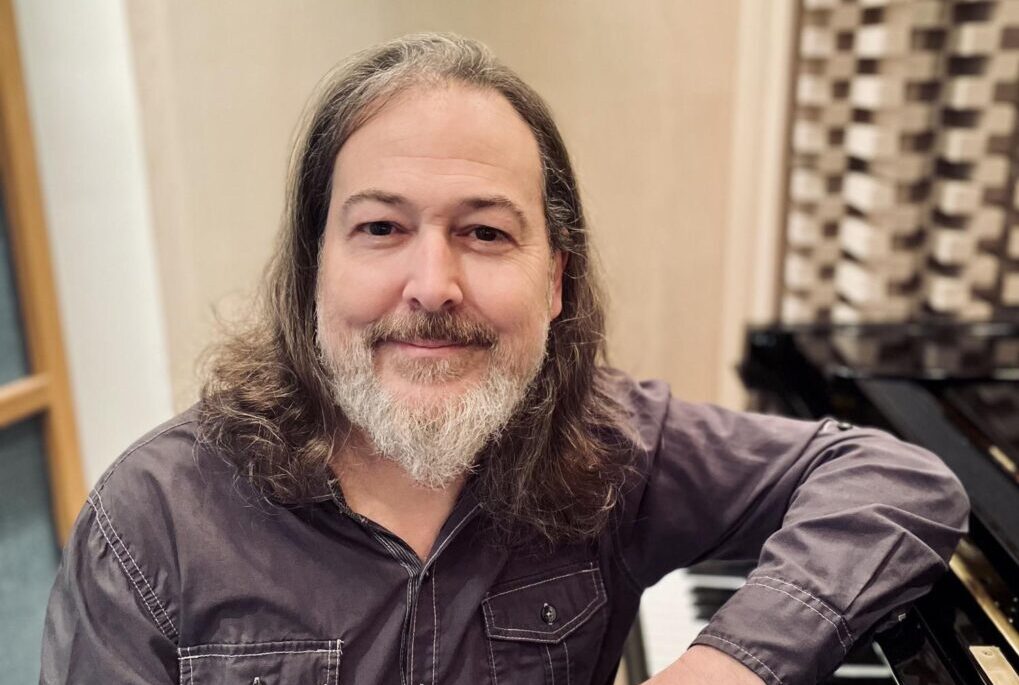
left=317, top=250, right=401, bottom=329
left=463, top=263, right=553, bottom=334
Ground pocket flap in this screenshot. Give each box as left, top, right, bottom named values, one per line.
left=178, top=639, right=342, bottom=684
left=482, top=563, right=607, bottom=644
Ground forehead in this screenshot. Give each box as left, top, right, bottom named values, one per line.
left=331, top=84, right=544, bottom=210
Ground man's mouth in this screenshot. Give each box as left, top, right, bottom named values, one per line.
left=397, top=339, right=463, bottom=349
left=378, top=338, right=486, bottom=358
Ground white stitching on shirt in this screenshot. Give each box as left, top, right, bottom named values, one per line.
left=744, top=582, right=849, bottom=654
left=426, top=503, right=481, bottom=567
left=545, top=644, right=556, bottom=685
left=96, top=419, right=194, bottom=491
left=335, top=639, right=343, bottom=685
left=483, top=567, right=606, bottom=640
left=563, top=638, right=571, bottom=685
left=483, top=602, right=499, bottom=685
left=485, top=566, right=595, bottom=600
left=180, top=647, right=336, bottom=660
left=88, top=496, right=177, bottom=641
left=93, top=493, right=178, bottom=636
left=753, top=575, right=852, bottom=642
left=432, top=566, right=438, bottom=685
left=698, top=633, right=782, bottom=685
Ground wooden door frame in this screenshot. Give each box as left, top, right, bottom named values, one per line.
left=0, top=0, right=86, bottom=544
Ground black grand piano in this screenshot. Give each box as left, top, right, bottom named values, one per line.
left=623, top=322, right=1019, bottom=684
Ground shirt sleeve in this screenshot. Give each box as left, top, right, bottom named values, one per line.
left=611, top=376, right=970, bottom=685
left=40, top=497, right=178, bottom=684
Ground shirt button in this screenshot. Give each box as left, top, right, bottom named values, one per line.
left=836, top=421, right=852, bottom=431
left=541, top=603, right=558, bottom=624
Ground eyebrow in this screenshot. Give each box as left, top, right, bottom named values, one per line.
left=340, top=188, right=530, bottom=232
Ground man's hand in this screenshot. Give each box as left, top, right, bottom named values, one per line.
left=642, top=645, right=766, bottom=685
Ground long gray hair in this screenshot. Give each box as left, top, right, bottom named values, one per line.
left=198, top=33, right=634, bottom=543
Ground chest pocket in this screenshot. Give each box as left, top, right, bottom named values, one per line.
left=177, top=639, right=342, bottom=685
left=482, top=562, right=608, bottom=685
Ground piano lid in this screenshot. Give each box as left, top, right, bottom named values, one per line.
left=748, top=321, right=1019, bottom=382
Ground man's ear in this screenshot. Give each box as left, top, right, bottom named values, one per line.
left=550, top=250, right=568, bottom=320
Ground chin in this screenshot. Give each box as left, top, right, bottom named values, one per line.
left=383, top=375, right=479, bottom=405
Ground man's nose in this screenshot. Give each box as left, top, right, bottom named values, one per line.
left=402, top=231, right=464, bottom=312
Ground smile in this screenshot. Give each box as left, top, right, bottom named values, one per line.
left=379, top=339, right=483, bottom=359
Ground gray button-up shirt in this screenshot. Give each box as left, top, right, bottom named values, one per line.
left=40, top=373, right=969, bottom=685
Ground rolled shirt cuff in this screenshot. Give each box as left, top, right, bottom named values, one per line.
left=689, top=574, right=853, bottom=685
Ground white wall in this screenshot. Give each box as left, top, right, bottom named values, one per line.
left=13, top=0, right=174, bottom=484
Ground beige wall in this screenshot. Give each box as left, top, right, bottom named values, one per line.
left=126, top=0, right=743, bottom=410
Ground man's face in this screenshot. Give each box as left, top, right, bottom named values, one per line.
left=315, top=83, right=565, bottom=485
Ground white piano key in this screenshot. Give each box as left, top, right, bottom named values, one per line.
left=969, top=253, right=1000, bottom=290
left=974, top=156, right=1009, bottom=187
left=846, top=124, right=894, bottom=158
left=832, top=297, right=915, bottom=323
left=837, top=260, right=917, bottom=304
left=831, top=301, right=863, bottom=324
left=990, top=52, right=1019, bottom=80
left=869, top=155, right=931, bottom=182
left=793, top=120, right=825, bottom=153
left=935, top=180, right=982, bottom=214
left=957, top=298, right=993, bottom=322
left=930, top=228, right=976, bottom=265
left=787, top=211, right=820, bottom=247
left=782, top=293, right=820, bottom=323
left=971, top=206, right=1006, bottom=240
left=844, top=172, right=895, bottom=211
left=871, top=104, right=935, bottom=132
left=945, top=78, right=995, bottom=109
left=639, top=570, right=708, bottom=675
left=784, top=252, right=820, bottom=289
left=841, top=215, right=892, bottom=260
left=791, top=168, right=825, bottom=203
left=797, top=73, right=829, bottom=106
left=990, top=0, right=1019, bottom=23
left=837, top=261, right=882, bottom=305
left=952, top=24, right=999, bottom=55
left=801, top=26, right=835, bottom=58
left=940, top=129, right=985, bottom=162
left=927, top=274, right=970, bottom=312
left=856, top=25, right=909, bottom=57
left=851, top=76, right=903, bottom=108
left=983, top=104, right=1015, bottom=135
left=1008, top=227, right=1019, bottom=259
left=1001, top=273, right=1019, bottom=305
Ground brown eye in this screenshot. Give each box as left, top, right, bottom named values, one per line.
left=364, top=222, right=394, bottom=236
left=474, top=226, right=502, bottom=242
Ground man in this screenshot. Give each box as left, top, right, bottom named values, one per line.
left=41, top=34, right=968, bottom=685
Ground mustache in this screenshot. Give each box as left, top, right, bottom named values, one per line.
left=364, top=312, right=498, bottom=347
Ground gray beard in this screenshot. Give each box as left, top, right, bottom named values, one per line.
left=316, top=321, right=547, bottom=489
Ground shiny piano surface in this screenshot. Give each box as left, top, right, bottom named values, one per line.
left=736, top=322, right=1019, bottom=685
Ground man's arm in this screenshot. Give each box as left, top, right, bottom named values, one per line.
left=612, top=376, right=969, bottom=685
left=645, top=645, right=764, bottom=685
left=40, top=497, right=178, bottom=684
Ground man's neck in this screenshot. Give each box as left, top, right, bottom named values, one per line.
left=331, top=433, right=466, bottom=563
